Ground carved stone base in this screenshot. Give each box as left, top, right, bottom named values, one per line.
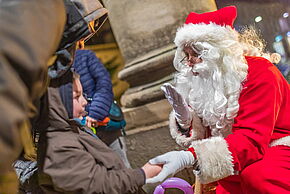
left=123, top=99, right=172, bottom=131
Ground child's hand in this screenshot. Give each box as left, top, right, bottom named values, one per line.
left=86, top=116, right=98, bottom=128
left=146, top=151, right=195, bottom=184
left=141, top=163, right=163, bottom=180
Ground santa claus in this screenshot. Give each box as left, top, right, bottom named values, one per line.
left=146, top=6, right=290, bottom=194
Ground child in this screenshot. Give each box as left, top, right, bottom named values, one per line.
left=37, top=71, right=161, bottom=193
left=73, top=49, right=131, bottom=168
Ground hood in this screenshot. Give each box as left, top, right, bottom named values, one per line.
left=46, top=86, right=71, bottom=131
left=46, top=72, right=86, bottom=133
left=49, top=69, right=74, bottom=119
left=58, top=76, right=73, bottom=119
left=47, top=84, right=82, bottom=132
left=32, top=67, right=74, bottom=134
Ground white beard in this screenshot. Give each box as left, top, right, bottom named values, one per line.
left=174, top=55, right=248, bottom=137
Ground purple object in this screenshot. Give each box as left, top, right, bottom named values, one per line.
left=153, top=177, right=194, bottom=194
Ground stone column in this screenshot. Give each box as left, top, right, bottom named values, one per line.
left=103, top=0, right=217, bottom=192
left=103, top=0, right=216, bottom=167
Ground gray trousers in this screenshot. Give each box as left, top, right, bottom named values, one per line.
left=109, top=137, right=131, bottom=168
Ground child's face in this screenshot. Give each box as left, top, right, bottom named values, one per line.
left=73, top=79, right=87, bottom=118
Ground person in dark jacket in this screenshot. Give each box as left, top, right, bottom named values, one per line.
left=73, top=49, right=113, bottom=125
left=37, top=71, right=162, bottom=193
left=2, top=0, right=107, bottom=193
left=0, top=0, right=66, bottom=192
left=73, top=49, right=131, bottom=168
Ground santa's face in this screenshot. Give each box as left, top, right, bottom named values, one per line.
left=175, top=43, right=247, bottom=137
left=180, top=44, right=203, bottom=76
left=182, top=45, right=203, bottom=66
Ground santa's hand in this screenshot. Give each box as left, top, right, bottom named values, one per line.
left=161, top=83, right=192, bottom=128
left=146, top=151, right=195, bottom=184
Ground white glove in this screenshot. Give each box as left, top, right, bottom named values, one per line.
left=146, top=151, right=195, bottom=183
left=161, top=83, right=192, bottom=128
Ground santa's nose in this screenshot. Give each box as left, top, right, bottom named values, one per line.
left=187, top=57, right=202, bottom=67
left=188, top=61, right=194, bottom=67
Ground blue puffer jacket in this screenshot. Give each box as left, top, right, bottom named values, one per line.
left=73, top=50, right=113, bottom=121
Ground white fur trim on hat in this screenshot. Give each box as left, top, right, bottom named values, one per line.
left=169, top=111, right=206, bottom=148
left=191, top=136, right=234, bottom=184
left=270, top=135, right=290, bottom=147
left=174, top=23, right=238, bottom=49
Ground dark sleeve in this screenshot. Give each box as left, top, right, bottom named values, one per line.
left=87, top=51, right=114, bottom=121
left=0, top=0, right=65, bottom=174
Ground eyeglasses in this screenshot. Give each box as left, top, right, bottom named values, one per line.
left=179, top=52, right=202, bottom=64
left=179, top=44, right=206, bottom=65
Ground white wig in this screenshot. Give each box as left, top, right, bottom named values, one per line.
left=173, top=23, right=248, bottom=137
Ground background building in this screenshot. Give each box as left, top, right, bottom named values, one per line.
left=216, top=0, right=290, bottom=80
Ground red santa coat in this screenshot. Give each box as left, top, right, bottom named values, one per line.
left=169, top=56, right=290, bottom=193
left=227, top=56, right=290, bottom=171
left=217, top=56, right=290, bottom=193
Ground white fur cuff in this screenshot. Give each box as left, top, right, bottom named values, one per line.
left=270, top=136, right=290, bottom=147
left=191, top=136, right=234, bottom=184
left=169, top=111, right=205, bottom=148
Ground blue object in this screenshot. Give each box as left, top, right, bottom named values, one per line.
left=98, top=101, right=126, bottom=132
left=73, top=118, right=99, bottom=139
left=73, top=50, right=114, bottom=121
left=276, top=63, right=290, bottom=77
left=73, top=118, right=85, bottom=126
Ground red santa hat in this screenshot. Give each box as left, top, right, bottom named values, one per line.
left=174, top=6, right=238, bottom=48
left=185, top=6, right=237, bottom=28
